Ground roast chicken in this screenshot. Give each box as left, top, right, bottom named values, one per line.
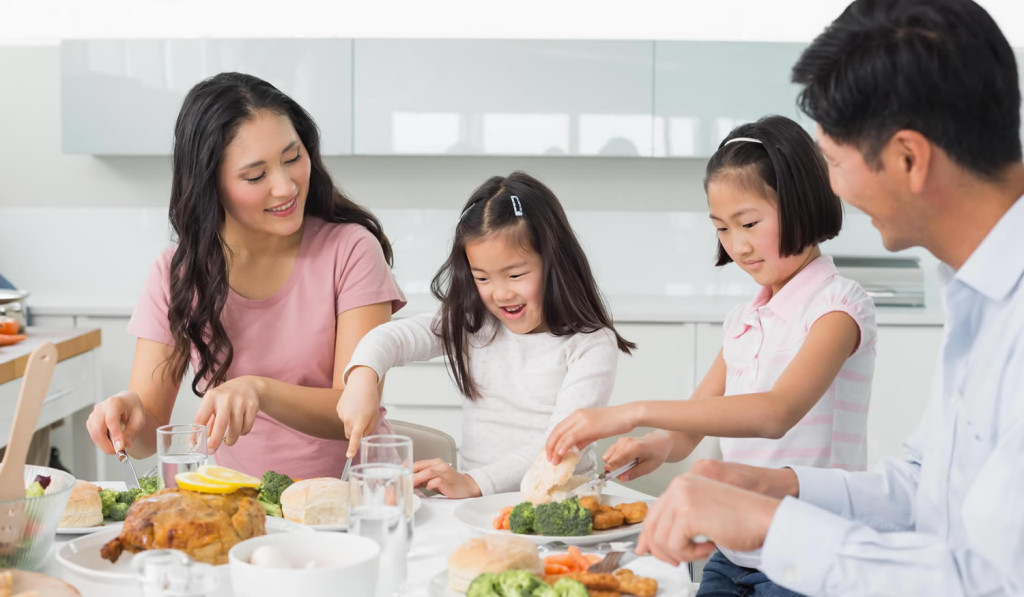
left=100, top=487, right=266, bottom=565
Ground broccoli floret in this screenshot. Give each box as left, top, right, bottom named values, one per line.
left=107, top=501, right=132, bottom=522
left=531, top=584, right=556, bottom=597
left=25, top=481, right=45, bottom=498
left=117, top=487, right=144, bottom=503
left=99, top=489, right=119, bottom=518
left=466, top=573, right=500, bottom=597
left=257, top=470, right=294, bottom=512
left=261, top=501, right=283, bottom=518
left=495, top=570, right=543, bottom=595
left=551, top=578, right=588, bottom=597
left=509, top=501, right=536, bottom=534
left=138, top=476, right=159, bottom=495
left=535, top=498, right=593, bottom=537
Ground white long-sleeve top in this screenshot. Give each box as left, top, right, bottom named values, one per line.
left=344, top=312, right=621, bottom=495
left=760, top=195, right=1024, bottom=596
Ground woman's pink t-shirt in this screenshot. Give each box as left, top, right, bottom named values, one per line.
left=127, top=216, right=406, bottom=479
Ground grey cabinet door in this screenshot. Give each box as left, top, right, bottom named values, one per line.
left=61, top=39, right=353, bottom=155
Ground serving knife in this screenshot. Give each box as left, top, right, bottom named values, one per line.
left=566, top=459, right=640, bottom=499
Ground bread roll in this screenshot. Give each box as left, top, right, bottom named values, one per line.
left=279, top=478, right=349, bottom=526
left=520, top=447, right=580, bottom=505
left=59, top=480, right=103, bottom=528
left=447, top=535, right=542, bottom=592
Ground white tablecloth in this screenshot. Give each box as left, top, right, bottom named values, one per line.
left=41, top=483, right=692, bottom=596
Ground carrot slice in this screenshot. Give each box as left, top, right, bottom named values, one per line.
left=545, top=562, right=571, bottom=575
left=584, top=554, right=602, bottom=566
left=0, top=334, right=26, bottom=346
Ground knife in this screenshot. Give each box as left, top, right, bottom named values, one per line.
left=108, top=430, right=141, bottom=489
left=567, top=459, right=640, bottom=499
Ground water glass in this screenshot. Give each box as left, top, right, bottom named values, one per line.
left=156, top=424, right=207, bottom=490
left=360, top=434, right=414, bottom=539
left=349, top=462, right=410, bottom=597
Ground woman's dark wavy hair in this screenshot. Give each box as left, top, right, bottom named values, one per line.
left=792, top=0, right=1021, bottom=179
left=167, top=72, right=393, bottom=395
left=704, top=115, right=843, bottom=266
left=430, top=172, right=635, bottom=399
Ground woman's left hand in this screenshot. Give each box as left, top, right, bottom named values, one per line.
left=194, top=375, right=263, bottom=453
left=412, top=458, right=481, bottom=499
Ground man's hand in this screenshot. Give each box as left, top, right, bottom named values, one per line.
left=637, top=473, right=781, bottom=566
left=688, top=459, right=800, bottom=499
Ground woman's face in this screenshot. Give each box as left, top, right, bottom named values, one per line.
left=218, top=109, right=311, bottom=239
left=465, top=231, right=548, bottom=335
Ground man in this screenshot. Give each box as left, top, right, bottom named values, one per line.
left=636, top=0, right=1024, bottom=594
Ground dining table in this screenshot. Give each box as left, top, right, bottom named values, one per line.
left=39, top=482, right=694, bottom=596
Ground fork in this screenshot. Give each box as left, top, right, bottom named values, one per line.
left=587, top=550, right=627, bottom=573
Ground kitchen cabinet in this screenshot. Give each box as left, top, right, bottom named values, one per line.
left=653, top=41, right=812, bottom=157
left=352, top=40, right=655, bottom=157
left=0, top=327, right=102, bottom=480
left=60, top=39, right=354, bottom=155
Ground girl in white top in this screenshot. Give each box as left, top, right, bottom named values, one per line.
left=338, top=171, right=635, bottom=498
left=544, top=116, right=876, bottom=593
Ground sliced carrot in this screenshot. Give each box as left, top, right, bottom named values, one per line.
left=0, top=334, right=26, bottom=346
left=568, top=545, right=589, bottom=571
left=544, top=554, right=574, bottom=566
left=492, top=515, right=505, bottom=529
left=0, top=320, right=18, bottom=335
left=584, top=554, right=602, bottom=566
left=545, top=562, right=571, bottom=575
left=502, top=512, right=512, bottom=530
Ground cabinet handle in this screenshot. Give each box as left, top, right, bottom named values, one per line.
left=43, top=388, right=74, bottom=404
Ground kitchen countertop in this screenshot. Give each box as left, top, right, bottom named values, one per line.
left=0, top=327, right=102, bottom=385
left=29, top=294, right=945, bottom=326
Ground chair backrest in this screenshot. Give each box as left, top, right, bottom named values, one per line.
left=389, top=420, right=458, bottom=469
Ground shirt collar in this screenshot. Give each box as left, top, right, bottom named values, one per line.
left=954, top=195, right=1024, bottom=301
left=728, top=255, right=838, bottom=336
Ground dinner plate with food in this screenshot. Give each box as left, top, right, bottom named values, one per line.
left=56, top=478, right=161, bottom=535
left=57, top=467, right=315, bottom=584
left=454, top=449, right=650, bottom=546
left=429, top=534, right=688, bottom=596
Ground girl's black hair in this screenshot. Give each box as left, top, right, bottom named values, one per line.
left=167, top=72, right=393, bottom=394
left=430, top=171, right=634, bottom=399
left=704, top=115, right=842, bottom=266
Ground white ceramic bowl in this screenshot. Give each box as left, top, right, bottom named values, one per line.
left=229, top=532, right=380, bottom=597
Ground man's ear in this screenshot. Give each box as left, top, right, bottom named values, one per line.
left=887, top=130, right=932, bottom=194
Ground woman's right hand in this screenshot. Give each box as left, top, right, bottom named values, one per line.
left=337, top=366, right=382, bottom=458
left=86, top=390, right=149, bottom=455
left=602, top=432, right=674, bottom=482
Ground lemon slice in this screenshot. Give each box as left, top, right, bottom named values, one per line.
left=196, top=465, right=261, bottom=488
left=174, top=471, right=238, bottom=494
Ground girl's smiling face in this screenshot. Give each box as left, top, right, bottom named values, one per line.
left=708, top=176, right=818, bottom=295
left=465, top=231, right=548, bottom=334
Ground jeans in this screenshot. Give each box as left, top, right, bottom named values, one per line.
left=696, top=551, right=806, bottom=597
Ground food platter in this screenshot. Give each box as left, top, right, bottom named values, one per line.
left=56, top=517, right=313, bottom=583
left=56, top=482, right=128, bottom=535
left=453, top=492, right=648, bottom=546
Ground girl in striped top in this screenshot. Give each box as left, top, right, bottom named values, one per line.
left=545, top=115, right=876, bottom=595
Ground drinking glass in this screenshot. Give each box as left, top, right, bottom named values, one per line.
left=156, top=424, right=207, bottom=490
left=349, top=462, right=411, bottom=597
left=360, top=435, right=414, bottom=537
left=133, top=549, right=219, bottom=596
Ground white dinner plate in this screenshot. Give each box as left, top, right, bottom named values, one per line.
left=57, top=516, right=313, bottom=583
left=303, top=494, right=422, bottom=531
left=453, top=492, right=648, bottom=546
left=57, top=481, right=131, bottom=535
left=426, top=549, right=692, bottom=596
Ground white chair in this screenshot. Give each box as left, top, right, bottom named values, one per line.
left=389, top=420, right=458, bottom=469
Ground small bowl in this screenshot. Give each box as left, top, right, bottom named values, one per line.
left=229, top=532, right=380, bottom=596
left=0, top=464, right=76, bottom=570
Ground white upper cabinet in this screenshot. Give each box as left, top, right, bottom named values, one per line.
left=61, top=39, right=354, bottom=155
left=653, top=41, right=811, bottom=157
left=352, top=40, right=655, bottom=157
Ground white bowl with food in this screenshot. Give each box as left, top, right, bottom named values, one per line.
left=229, top=532, right=381, bottom=596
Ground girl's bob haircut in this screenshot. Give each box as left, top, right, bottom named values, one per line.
left=705, top=115, right=842, bottom=266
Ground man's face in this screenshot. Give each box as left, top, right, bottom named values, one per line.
left=816, top=126, right=926, bottom=252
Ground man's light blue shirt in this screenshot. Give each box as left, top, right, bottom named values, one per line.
left=760, top=195, right=1024, bottom=595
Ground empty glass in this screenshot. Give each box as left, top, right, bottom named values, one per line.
left=349, top=461, right=411, bottom=597
left=133, top=549, right=219, bottom=596
left=156, top=424, right=207, bottom=490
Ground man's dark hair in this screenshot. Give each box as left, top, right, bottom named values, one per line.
left=792, top=0, right=1021, bottom=179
